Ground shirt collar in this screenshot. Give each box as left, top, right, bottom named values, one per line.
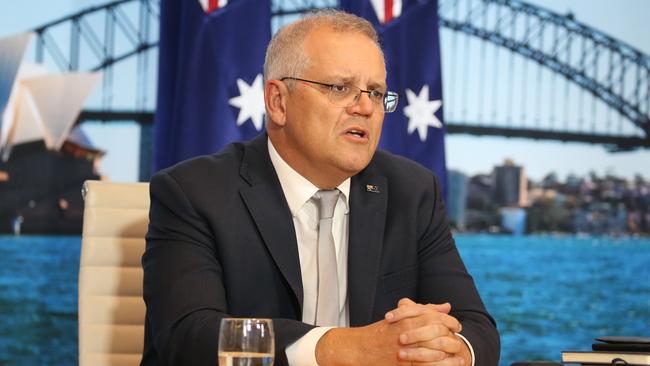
left=268, top=138, right=350, bottom=216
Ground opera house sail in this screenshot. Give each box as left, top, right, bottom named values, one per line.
left=0, top=32, right=103, bottom=234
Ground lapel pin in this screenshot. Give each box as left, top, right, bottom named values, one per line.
left=366, top=184, right=380, bottom=193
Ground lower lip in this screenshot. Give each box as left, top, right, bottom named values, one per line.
left=343, top=132, right=369, bottom=143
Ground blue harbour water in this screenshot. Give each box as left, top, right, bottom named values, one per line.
left=0, top=234, right=649, bottom=366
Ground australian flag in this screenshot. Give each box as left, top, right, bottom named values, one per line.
left=153, top=0, right=271, bottom=172
left=340, top=0, right=448, bottom=200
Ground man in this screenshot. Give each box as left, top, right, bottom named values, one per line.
left=142, top=9, right=499, bottom=366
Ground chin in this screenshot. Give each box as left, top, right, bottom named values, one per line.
left=340, top=157, right=372, bottom=175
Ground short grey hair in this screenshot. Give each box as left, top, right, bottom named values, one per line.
left=263, top=9, right=382, bottom=83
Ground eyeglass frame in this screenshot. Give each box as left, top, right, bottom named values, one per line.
left=279, top=76, right=399, bottom=113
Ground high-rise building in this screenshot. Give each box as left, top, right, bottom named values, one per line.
left=447, top=170, right=468, bottom=230
left=493, top=159, right=527, bottom=207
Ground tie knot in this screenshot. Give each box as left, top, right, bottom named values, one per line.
left=313, top=190, right=339, bottom=220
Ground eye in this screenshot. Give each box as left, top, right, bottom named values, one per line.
left=330, top=84, right=349, bottom=94
left=369, top=90, right=384, bottom=100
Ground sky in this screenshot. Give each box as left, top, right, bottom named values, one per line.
left=443, top=0, right=650, bottom=181
left=0, top=0, right=649, bottom=182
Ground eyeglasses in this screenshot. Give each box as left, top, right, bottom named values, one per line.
left=280, top=77, right=399, bottom=113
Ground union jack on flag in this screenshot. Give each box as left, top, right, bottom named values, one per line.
left=197, top=0, right=228, bottom=13
left=369, top=0, right=403, bottom=23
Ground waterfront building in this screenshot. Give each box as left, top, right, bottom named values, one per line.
left=499, top=207, right=527, bottom=235
left=493, top=159, right=528, bottom=207
left=447, top=170, right=468, bottom=230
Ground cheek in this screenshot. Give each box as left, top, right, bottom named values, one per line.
left=314, top=109, right=346, bottom=142
left=371, top=119, right=384, bottom=144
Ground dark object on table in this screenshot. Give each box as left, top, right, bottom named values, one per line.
left=593, top=337, right=650, bottom=353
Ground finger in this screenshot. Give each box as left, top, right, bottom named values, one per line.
left=430, top=302, right=452, bottom=314
left=433, top=355, right=466, bottom=366
left=385, top=302, right=451, bottom=323
left=406, top=355, right=466, bottom=366
left=398, top=297, right=417, bottom=308
left=386, top=304, right=425, bottom=323
left=400, top=323, right=448, bottom=345
left=434, top=311, right=462, bottom=333
left=398, top=347, right=449, bottom=363
left=395, top=299, right=450, bottom=313
left=408, top=335, right=463, bottom=355
left=418, top=307, right=462, bottom=333
left=400, top=324, right=458, bottom=348
left=388, top=307, right=461, bottom=334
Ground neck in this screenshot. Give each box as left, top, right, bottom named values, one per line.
left=269, top=136, right=349, bottom=190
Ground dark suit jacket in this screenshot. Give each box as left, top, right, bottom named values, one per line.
left=141, top=133, right=499, bottom=366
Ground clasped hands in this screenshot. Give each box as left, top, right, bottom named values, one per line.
left=386, top=298, right=468, bottom=366
left=316, top=297, right=470, bottom=366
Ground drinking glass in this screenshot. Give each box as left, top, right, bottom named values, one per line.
left=218, top=318, right=275, bottom=366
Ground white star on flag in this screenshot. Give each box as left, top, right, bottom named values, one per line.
left=403, top=85, right=442, bottom=142
left=228, top=73, right=265, bottom=131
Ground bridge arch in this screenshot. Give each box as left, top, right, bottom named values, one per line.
left=27, top=0, right=650, bottom=149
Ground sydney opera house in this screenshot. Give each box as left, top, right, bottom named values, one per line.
left=0, top=32, right=103, bottom=234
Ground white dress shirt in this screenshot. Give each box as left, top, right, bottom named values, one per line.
left=268, top=140, right=348, bottom=365
left=267, top=139, right=475, bottom=366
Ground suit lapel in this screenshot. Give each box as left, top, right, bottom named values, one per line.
left=347, top=166, right=388, bottom=326
left=238, top=134, right=304, bottom=310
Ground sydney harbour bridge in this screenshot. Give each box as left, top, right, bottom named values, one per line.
left=28, top=0, right=650, bottom=178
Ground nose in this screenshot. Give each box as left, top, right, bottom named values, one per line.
left=349, top=91, right=375, bottom=116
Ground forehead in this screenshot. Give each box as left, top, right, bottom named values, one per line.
left=302, top=26, right=386, bottom=83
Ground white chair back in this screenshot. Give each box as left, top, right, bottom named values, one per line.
left=79, top=180, right=149, bottom=366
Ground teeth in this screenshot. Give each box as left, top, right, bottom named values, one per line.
left=348, top=130, right=364, bottom=137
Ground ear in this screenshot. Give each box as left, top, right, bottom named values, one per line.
left=264, top=79, right=288, bottom=128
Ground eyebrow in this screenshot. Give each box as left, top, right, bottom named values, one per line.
left=326, top=75, right=387, bottom=90
left=366, top=81, right=387, bottom=91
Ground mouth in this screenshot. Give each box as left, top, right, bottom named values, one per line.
left=343, top=126, right=369, bottom=140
